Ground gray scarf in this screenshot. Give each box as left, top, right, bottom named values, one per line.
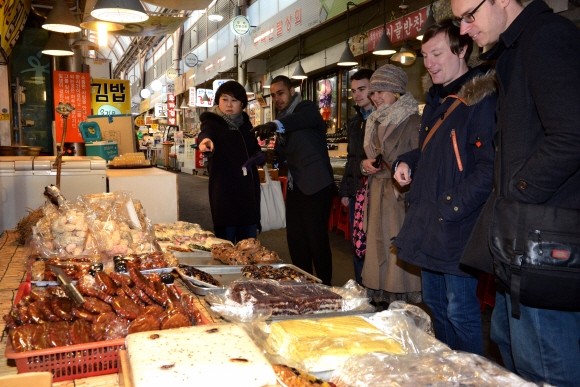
left=276, top=92, right=302, bottom=119
left=214, top=106, right=244, bottom=129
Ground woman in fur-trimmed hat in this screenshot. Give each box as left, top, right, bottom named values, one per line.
left=359, top=64, right=423, bottom=307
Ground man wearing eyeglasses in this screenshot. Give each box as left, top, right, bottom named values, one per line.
left=451, top=0, right=580, bottom=386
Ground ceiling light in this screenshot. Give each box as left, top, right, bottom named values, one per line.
left=42, top=33, right=74, bottom=56
left=291, top=61, right=307, bottom=80
left=338, top=2, right=358, bottom=67
left=245, top=80, right=254, bottom=96
left=337, top=43, right=357, bottom=66
left=373, top=32, right=396, bottom=55
left=80, top=16, right=124, bottom=32
left=417, top=3, right=436, bottom=40
left=263, top=72, right=273, bottom=89
left=390, top=41, right=417, bottom=65
left=42, top=0, right=81, bottom=33
left=91, top=0, right=149, bottom=23
left=151, top=80, right=163, bottom=91
left=373, top=0, right=396, bottom=55
left=140, top=89, right=151, bottom=98
left=208, top=14, right=224, bottom=22
left=71, top=34, right=98, bottom=51
left=97, top=23, right=108, bottom=47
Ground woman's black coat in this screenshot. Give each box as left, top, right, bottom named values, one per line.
left=198, top=111, right=261, bottom=228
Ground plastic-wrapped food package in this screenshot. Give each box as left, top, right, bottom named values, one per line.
left=205, top=279, right=373, bottom=323
left=250, top=305, right=448, bottom=375
left=31, top=203, right=99, bottom=257
left=88, top=217, right=134, bottom=255
left=331, top=351, right=542, bottom=387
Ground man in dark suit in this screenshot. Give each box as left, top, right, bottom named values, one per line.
left=254, top=75, right=335, bottom=285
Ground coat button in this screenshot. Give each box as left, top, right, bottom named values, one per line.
left=425, top=126, right=429, bottom=132
left=407, top=202, right=410, bottom=207
left=453, top=206, right=459, bottom=211
left=446, top=195, right=451, bottom=201
left=518, top=180, right=527, bottom=190
left=439, top=217, right=443, bottom=221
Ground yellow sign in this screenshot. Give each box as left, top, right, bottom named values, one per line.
left=135, top=116, right=145, bottom=126
left=0, top=114, right=10, bottom=120
left=1, top=0, right=31, bottom=58
left=151, top=124, right=159, bottom=130
left=91, top=79, right=131, bottom=116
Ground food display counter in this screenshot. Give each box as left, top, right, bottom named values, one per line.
left=0, top=213, right=535, bottom=387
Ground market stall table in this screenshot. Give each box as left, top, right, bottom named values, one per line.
left=0, top=230, right=220, bottom=386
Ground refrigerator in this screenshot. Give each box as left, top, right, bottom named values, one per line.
left=0, top=156, right=107, bottom=232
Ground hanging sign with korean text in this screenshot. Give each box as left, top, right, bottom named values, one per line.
left=53, top=71, right=91, bottom=143
left=166, top=93, right=176, bottom=125
left=367, top=8, right=428, bottom=50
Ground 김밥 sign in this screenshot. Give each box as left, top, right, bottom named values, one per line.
left=91, top=79, right=131, bottom=116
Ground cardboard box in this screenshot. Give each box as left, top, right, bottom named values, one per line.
left=258, top=168, right=278, bottom=183
left=0, top=372, right=52, bottom=387
left=86, top=115, right=136, bottom=156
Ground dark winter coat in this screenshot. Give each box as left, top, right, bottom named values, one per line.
left=461, top=0, right=580, bottom=273
left=198, top=111, right=261, bottom=228
left=393, top=67, right=497, bottom=277
left=275, top=100, right=334, bottom=195
left=338, top=106, right=369, bottom=198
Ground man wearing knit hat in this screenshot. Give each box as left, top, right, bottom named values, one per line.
left=359, top=64, right=422, bottom=308
left=393, top=19, right=497, bottom=355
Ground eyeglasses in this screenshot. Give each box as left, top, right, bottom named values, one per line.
left=452, top=0, right=487, bottom=27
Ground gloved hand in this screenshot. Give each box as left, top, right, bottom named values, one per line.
left=265, top=149, right=278, bottom=165
left=242, top=151, right=266, bottom=170
left=252, top=122, right=278, bottom=140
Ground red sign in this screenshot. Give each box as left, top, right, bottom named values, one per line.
left=53, top=71, right=91, bottom=142
left=368, top=8, right=427, bottom=51
left=167, top=93, right=176, bottom=126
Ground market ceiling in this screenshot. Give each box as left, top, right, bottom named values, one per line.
left=30, top=0, right=210, bottom=68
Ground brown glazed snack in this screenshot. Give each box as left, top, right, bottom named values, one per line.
left=230, top=281, right=342, bottom=316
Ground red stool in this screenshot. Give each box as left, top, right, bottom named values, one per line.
left=278, top=177, right=288, bottom=202
left=335, top=204, right=350, bottom=240
left=476, top=272, right=497, bottom=311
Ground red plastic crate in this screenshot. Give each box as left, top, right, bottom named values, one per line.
left=5, top=281, right=211, bottom=382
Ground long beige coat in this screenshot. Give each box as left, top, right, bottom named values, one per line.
left=361, top=114, right=422, bottom=293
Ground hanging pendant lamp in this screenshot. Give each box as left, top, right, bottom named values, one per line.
left=337, top=1, right=358, bottom=66
left=263, top=72, right=273, bottom=88
left=42, top=33, right=74, bottom=56
left=71, top=34, right=98, bottom=51
left=42, top=0, right=81, bottom=33
left=417, top=2, right=436, bottom=40
left=91, top=0, right=149, bottom=23
left=291, top=61, right=307, bottom=80
left=390, top=41, right=417, bottom=65
left=373, top=0, right=396, bottom=55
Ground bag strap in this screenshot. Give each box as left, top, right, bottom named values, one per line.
left=262, top=164, right=272, bottom=184
left=421, top=98, right=464, bottom=152
left=509, top=205, right=528, bottom=318
left=380, top=159, right=392, bottom=173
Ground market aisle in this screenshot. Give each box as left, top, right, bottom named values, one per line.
left=177, top=172, right=356, bottom=287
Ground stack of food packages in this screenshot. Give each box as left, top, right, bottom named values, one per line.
left=32, top=190, right=156, bottom=259
left=154, top=221, right=231, bottom=252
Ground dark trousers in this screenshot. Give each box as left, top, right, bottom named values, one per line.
left=286, top=182, right=334, bottom=285
left=214, top=224, right=257, bottom=244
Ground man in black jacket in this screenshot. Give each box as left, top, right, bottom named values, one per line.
left=339, top=68, right=374, bottom=285
left=255, top=76, right=335, bottom=285
left=451, top=0, right=580, bottom=385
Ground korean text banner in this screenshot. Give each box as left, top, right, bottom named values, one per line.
left=0, top=0, right=30, bottom=59
left=53, top=71, right=91, bottom=143
left=91, top=79, right=131, bottom=116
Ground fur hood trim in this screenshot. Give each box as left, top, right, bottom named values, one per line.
left=422, top=68, right=497, bottom=106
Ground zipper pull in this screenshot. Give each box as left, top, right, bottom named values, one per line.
left=535, top=230, right=543, bottom=255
